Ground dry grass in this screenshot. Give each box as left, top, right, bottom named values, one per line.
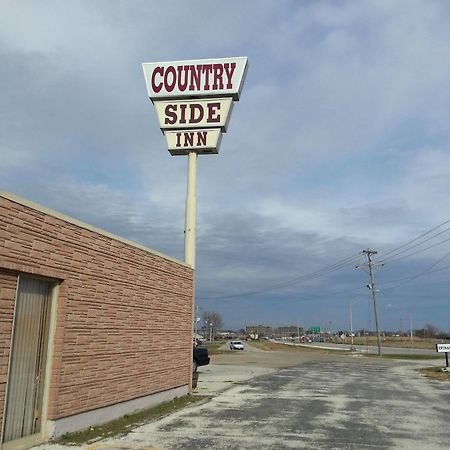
left=351, top=336, right=443, bottom=350
left=56, top=395, right=203, bottom=444
left=417, top=367, right=450, bottom=381
left=247, top=340, right=342, bottom=353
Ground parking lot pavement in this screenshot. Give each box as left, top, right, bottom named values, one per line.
left=32, top=353, right=450, bottom=450
left=195, top=363, right=275, bottom=396
left=39, top=358, right=447, bottom=450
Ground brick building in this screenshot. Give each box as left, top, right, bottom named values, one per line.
left=0, top=192, right=194, bottom=449
left=245, top=325, right=272, bottom=338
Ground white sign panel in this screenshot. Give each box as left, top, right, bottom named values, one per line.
left=164, top=128, right=222, bottom=156
left=142, top=57, right=248, bottom=101
left=154, top=98, right=233, bottom=131
left=436, top=343, right=450, bottom=353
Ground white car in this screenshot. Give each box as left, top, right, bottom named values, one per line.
left=230, top=340, right=244, bottom=350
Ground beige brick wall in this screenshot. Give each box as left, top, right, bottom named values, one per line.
left=0, top=194, right=194, bottom=421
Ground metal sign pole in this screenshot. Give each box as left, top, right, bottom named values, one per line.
left=142, top=56, right=248, bottom=395
left=185, top=151, right=197, bottom=393
left=184, top=151, right=197, bottom=268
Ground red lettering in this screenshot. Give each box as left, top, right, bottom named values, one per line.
left=164, top=104, right=177, bottom=125
left=151, top=60, right=239, bottom=95
left=151, top=66, right=164, bottom=93
left=224, top=63, right=236, bottom=89
left=184, top=132, right=194, bottom=147
left=177, top=65, right=189, bottom=91
left=189, top=104, right=204, bottom=124
left=202, top=64, right=213, bottom=90
left=164, top=66, right=176, bottom=92
left=179, top=104, right=187, bottom=124
left=212, top=64, right=224, bottom=90
left=207, top=102, right=220, bottom=123
left=189, top=65, right=202, bottom=91
left=197, top=131, right=207, bottom=146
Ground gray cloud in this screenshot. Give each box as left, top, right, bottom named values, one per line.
left=1, top=0, right=450, bottom=332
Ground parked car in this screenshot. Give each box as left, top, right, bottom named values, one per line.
left=230, top=340, right=244, bottom=350
left=193, top=346, right=210, bottom=373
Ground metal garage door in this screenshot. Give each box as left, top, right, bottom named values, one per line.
left=2, top=276, right=53, bottom=444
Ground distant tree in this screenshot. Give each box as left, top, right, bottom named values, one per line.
left=424, top=324, right=440, bottom=338
left=436, top=330, right=450, bottom=340
left=202, top=311, right=223, bottom=340
left=416, top=324, right=441, bottom=338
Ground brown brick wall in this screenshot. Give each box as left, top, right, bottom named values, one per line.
left=0, top=270, right=17, bottom=430
left=0, top=195, right=194, bottom=420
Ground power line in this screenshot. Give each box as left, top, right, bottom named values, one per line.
left=200, top=285, right=366, bottom=304
left=200, top=251, right=363, bottom=300
left=381, top=252, right=450, bottom=292
left=377, top=219, right=450, bottom=261
left=425, top=264, right=450, bottom=276
left=378, top=228, right=450, bottom=264
left=380, top=237, right=450, bottom=266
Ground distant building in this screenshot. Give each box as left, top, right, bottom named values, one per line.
left=245, top=325, right=272, bottom=338
left=217, top=330, right=236, bottom=339
left=275, top=326, right=304, bottom=337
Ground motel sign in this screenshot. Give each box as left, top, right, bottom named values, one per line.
left=143, top=57, right=247, bottom=155
left=142, top=56, right=248, bottom=269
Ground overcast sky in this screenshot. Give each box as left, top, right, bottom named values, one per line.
left=1, top=0, right=449, bottom=333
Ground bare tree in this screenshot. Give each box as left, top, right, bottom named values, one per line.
left=416, top=323, right=441, bottom=338
left=202, top=311, right=223, bottom=340
left=424, top=323, right=440, bottom=338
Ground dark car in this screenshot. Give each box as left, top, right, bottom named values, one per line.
left=193, top=346, right=210, bottom=373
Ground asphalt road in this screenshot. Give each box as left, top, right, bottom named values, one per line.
left=121, top=359, right=449, bottom=449
left=33, top=349, right=449, bottom=450
left=219, top=339, right=265, bottom=353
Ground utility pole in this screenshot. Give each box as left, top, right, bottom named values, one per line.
left=357, top=250, right=382, bottom=355
left=410, top=318, right=413, bottom=345
left=349, top=302, right=354, bottom=351
left=363, top=249, right=382, bottom=356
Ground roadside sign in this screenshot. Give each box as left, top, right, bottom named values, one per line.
left=436, top=343, right=450, bottom=353
left=154, top=98, right=233, bottom=131
left=164, top=128, right=222, bottom=156
left=143, top=57, right=247, bottom=156
left=436, top=343, right=450, bottom=369
left=310, top=326, right=321, bottom=334
left=142, top=57, right=248, bottom=101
